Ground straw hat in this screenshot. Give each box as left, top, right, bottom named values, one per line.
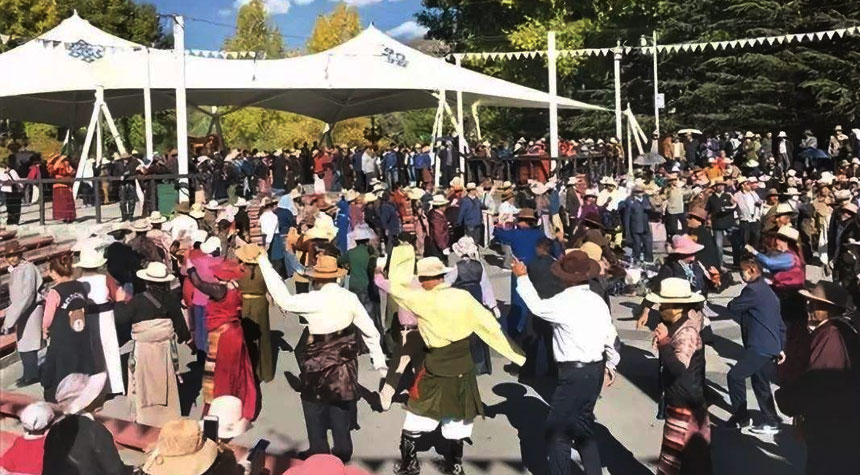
left=841, top=203, right=858, bottom=215
left=465, top=182, right=477, bottom=191
left=190, top=203, right=206, bottom=219
left=235, top=244, right=264, bottom=264
left=451, top=236, right=479, bottom=259
left=207, top=396, right=249, bottom=439
left=498, top=181, right=513, bottom=190
left=430, top=194, right=448, bottom=207
left=344, top=189, right=359, bottom=202
left=416, top=257, right=453, bottom=277
left=500, top=190, right=515, bottom=201
left=774, top=203, right=796, bottom=216
left=709, top=177, right=725, bottom=188
left=137, top=262, right=175, bottom=283
left=550, top=250, right=600, bottom=287
left=783, top=187, right=800, bottom=197
left=686, top=207, right=708, bottom=222
left=55, top=372, right=107, bottom=415
left=131, top=219, right=152, bottom=233
left=646, top=277, right=705, bottom=305
left=74, top=248, right=107, bottom=269
left=148, top=211, right=167, bottom=224
left=584, top=188, right=599, bottom=198
left=668, top=234, right=704, bottom=255
left=19, top=402, right=55, bottom=433
left=234, top=197, right=248, bottom=207
left=305, top=214, right=337, bottom=241
left=765, top=188, right=779, bottom=198
left=408, top=188, right=426, bottom=201
left=200, top=236, right=222, bottom=255
left=776, top=225, right=800, bottom=242
left=142, top=419, right=219, bottom=475
left=363, top=193, right=378, bottom=203
left=305, top=255, right=347, bottom=279
left=577, top=242, right=603, bottom=262
left=205, top=200, right=221, bottom=211
left=799, top=281, right=850, bottom=309
left=190, top=229, right=208, bottom=245
left=352, top=225, right=375, bottom=242
left=516, top=208, right=538, bottom=221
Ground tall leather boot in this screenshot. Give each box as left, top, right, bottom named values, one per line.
left=443, top=439, right=465, bottom=474
left=394, top=431, right=421, bottom=475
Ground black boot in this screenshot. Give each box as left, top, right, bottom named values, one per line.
left=394, top=432, right=421, bottom=475
left=443, top=439, right=465, bottom=474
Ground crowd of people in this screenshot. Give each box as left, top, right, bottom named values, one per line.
left=0, top=124, right=858, bottom=475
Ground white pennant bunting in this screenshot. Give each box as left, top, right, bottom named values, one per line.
left=777, top=35, right=788, bottom=44
left=848, top=26, right=858, bottom=35
left=825, top=30, right=835, bottom=39
left=765, top=37, right=775, bottom=45
left=814, top=32, right=825, bottom=40
left=0, top=34, right=9, bottom=44
left=834, top=28, right=847, bottom=37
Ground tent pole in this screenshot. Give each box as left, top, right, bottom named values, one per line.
left=432, top=89, right=445, bottom=187
left=174, top=15, right=190, bottom=203
left=614, top=42, right=623, bottom=142
left=214, top=114, right=224, bottom=150
left=144, top=47, right=154, bottom=161
left=100, top=102, right=127, bottom=156
left=626, top=104, right=633, bottom=178
left=455, top=55, right=466, bottom=178
left=548, top=31, right=559, bottom=171
left=72, top=88, right=102, bottom=198
left=471, top=102, right=482, bottom=141
left=95, top=115, right=103, bottom=166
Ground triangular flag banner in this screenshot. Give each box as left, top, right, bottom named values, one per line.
left=0, top=34, right=8, bottom=44
left=729, top=40, right=739, bottom=48
left=825, top=30, right=835, bottom=39
left=777, top=35, right=787, bottom=44
left=766, top=37, right=775, bottom=45
left=228, top=52, right=238, bottom=59
left=600, top=48, right=610, bottom=56
left=848, top=26, right=858, bottom=35
left=834, top=28, right=847, bottom=37
left=814, top=32, right=824, bottom=40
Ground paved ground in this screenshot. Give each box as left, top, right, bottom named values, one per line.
left=0, top=212, right=811, bottom=474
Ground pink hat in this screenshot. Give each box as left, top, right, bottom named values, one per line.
left=283, top=454, right=371, bottom=475
left=669, top=234, right=704, bottom=255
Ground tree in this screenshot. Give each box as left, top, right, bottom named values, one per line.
left=223, top=0, right=285, bottom=58
left=306, top=3, right=361, bottom=54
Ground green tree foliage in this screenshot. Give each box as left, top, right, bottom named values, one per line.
left=223, top=0, right=285, bottom=58
left=418, top=0, right=860, bottom=140
left=306, top=2, right=361, bottom=54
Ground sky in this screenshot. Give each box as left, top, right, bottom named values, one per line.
left=138, top=0, right=428, bottom=51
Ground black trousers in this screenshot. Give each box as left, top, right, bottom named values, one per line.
left=5, top=190, right=22, bottom=225
left=20, top=350, right=39, bottom=381
left=118, top=184, right=136, bottom=221
left=727, top=349, right=779, bottom=424
left=301, top=398, right=355, bottom=463
left=664, top=213, right=684, bottom=237
left=546, top=361, right=605, bottom=475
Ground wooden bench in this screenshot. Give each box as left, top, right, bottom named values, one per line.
left=0, top=236, right=54, bottom=258
left=0, top=230, right=17, bottom=242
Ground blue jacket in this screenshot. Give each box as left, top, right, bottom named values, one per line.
left=413, top=152, right=431, bottom=170
left=623, top=196, right=652, bottom=235
left=493, top=227, right=547, bottom=265
left=335, top=198, right=351, bottom=254
left=382, top=151, right=398, bottom=171
left=727, top=277, right=785, bottom=357
left=379, top=201, right=402, bottom=236
left=457, top=196, right=483, bottom=227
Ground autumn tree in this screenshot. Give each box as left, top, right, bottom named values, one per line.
left=223, top=0, right=285, bottom=58
left=306, top=3, right=361, bottom=53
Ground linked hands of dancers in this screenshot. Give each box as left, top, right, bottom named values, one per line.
left=511, top=258, right=527, bottom=277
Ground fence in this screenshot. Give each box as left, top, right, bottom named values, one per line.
left=463, top=151, right=622, bottom=184
left=0, top=174, right=199, bottom=226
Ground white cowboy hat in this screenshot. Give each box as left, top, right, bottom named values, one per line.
left=234, top=197, right=249, bottom=207
left=190, top=229, right=208, bottom=244
left=776, top=225, right=800, bottom=242
left=19, top=402, right=55, bottom=433
left=205, top=200, right=221, bottom=211
left=131, top=219, right=152, bottom=233
left=206, top=396, right=249, bottom=440
left=645, top=277, right=705, bottom=304
left=408, top=188, right=426, bottom=201
left=451, top=236, right=479, bottom=259
left=136, top=262, right=175, bottom=283
left=189, top=203, right=206, bottom=219
left=305, top=214, right=337, bottom=241
left=416, top=257, right=453, bottom=277
left=200, top=236, right=222, bottom=255
left=351, top=225, right=375, bottom=242
left=148, top=211, right=168, bottom=224
left=778, top=131, right=788, bottom=138
left=74, top=248, right=107, bottom=269
left=55, top=372, right=107, bottom=415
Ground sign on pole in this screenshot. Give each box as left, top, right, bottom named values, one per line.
left=656, top=93, right=665, bottom=109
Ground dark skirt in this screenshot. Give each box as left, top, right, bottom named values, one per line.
left=52, top=184, right=76, bottom=221
left=407, top=338, right=482, bottom=421
left=296, top=328, right=360, bottom=403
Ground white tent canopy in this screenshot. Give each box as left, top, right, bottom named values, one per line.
left=0, top=12, right=605, bottom=127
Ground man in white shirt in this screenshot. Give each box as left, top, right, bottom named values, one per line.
left=513, top=250, right=620, bottom=475
left=0, top=162, right=23, bottom=225
left=258, top=198, right=279, bottom=251
left=361, top=147, right=378, bottom=192
left=258, top=252, right=385, bottom=463
left=733, top=177, right=762, bottom=248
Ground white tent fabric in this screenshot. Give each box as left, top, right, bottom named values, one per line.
left=0, top=13, right=605, bottom=126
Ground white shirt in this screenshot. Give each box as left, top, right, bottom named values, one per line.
left=167, top=214, right=199, bottom=244
left=259, top=256, right=385, bottom=369
left=361, top=151, right=376, bottom=174
left=516, top=276, right=620, bottom=369
left=0, top=169, right=20, bottom=193
left=259, top=210, right=279, bottom=248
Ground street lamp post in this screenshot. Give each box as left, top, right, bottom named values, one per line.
left=641, top=31, right=660, bottom=139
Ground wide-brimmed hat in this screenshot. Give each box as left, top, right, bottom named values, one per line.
left=465, top=182, right=477, bottom=191
left=580, top=212, right=604, bottom=229
left=55, top=372, right=107, bottom=415
left=74, top=248, right=107, bottom=269
left=550, top=250, right=600, bottom=286
left=318, top=199, right=336, bottom=212
left=148, top=211, right=167, bottom=224
left=416, top=257, right=453, bottom=277
left=765, top=188, right=779, bottom=198
left=142, top=419, right=219, bottom=475
left=529, top=182, right=549, bottom=195
left=776, top=225, right=800, bottom=242
left=306, top=255, right=347, bottom=279
left=200, top=236, right=222, bottom=255
left=234, top=197, right=248, bottom=207
left=500, top=190, right=515, bottom=201
left=19, top=402, right=55, bottom=433
left=782, top=187, right=800, bottom=197
left=516, top=208, right=538, bottom=221
left=344, top=189, right=359, bottom=202
left=204, top=200, right=221, bottom=211
left=207, top=396, right=249, bottom=439
left=646, top=277, right=705, bottom=304
left=577, top=242, right=603, bottom=262
left=190, top=229, right=208, bottom=245
left=687, top=207, right=707, bottom=222
left=498, top=181, right=513, bottom=190
left=430, top=194, right=448, bottom=207
left=408, top=188, right=425, bottom=201
left=305, top=215, right=337, bottom=241
left=669, top=234, right=704, bottom=255
left=584, top=188, right=599, bottom=198
left=236, top=244, right=264, bottom=264
left=189, top=203, right=206, bottom=219
left=4, top=241, right=25, bottom=257
left=745, top=131, right=755, bottom=138
left=351, top=225, right=375, bottom=242
left=451, top=236, right=479, bottom=259
left=778, top=131, right=788, bottom=138
left=709, top=177, right=725, bottom=188
left=799, top=281, right=849, bottom=309
left=137, top=262, right=175, bottom=282
left=363, top=192, right=378, bottom=203
left=284, top=454, right=372, bottom=475
left=841, top=203, right=858, bottom=215
left=131, top=219, right=152, bottom=233
left=774, top=203, right=796, bottom=216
